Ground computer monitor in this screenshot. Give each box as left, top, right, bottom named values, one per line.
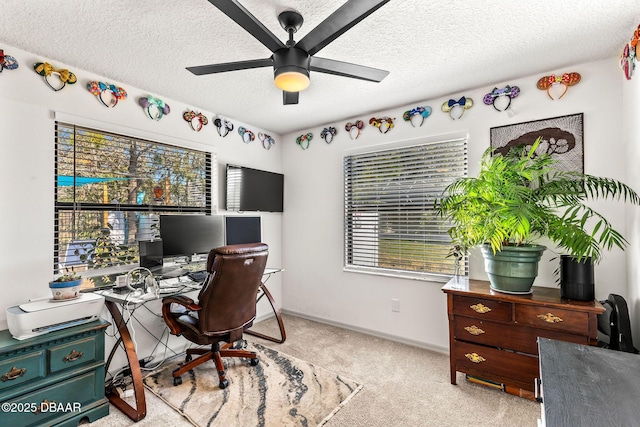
left=138, top=240, right=163, bottom=270
left=159, top=214, right=224, bottom=258
left=225, top=216, right=262, bottom=245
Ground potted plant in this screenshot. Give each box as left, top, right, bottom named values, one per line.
left=436, top=137, right=639, bottom=295
left=49, top=272, right=83, bottom=300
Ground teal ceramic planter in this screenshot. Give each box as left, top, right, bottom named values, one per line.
left=480, top=244, right=546, bottom=294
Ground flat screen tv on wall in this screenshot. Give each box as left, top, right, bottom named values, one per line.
left=225, top=164, right=284, bottom=212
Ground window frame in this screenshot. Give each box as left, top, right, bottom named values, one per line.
left=343, top=134, right=468, bottom=282
left=53, top=121, right=215, bottom=277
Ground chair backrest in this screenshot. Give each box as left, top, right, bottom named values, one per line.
left=196, top=243, right=268, bottom=338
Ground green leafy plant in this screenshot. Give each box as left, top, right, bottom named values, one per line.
left=53, top=272, right=81, bottom=282
left=436, top=137, right=640, bottom=263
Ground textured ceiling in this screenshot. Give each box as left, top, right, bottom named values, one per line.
left=0, top=1, right=637, bottom=135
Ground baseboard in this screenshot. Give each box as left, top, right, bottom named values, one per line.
left=280, top=309, right=449, bottom=355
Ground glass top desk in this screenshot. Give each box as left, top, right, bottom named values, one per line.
left=91, top=267, right=284, bottom=421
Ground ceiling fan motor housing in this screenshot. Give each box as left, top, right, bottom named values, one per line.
left=273, top=48, right=310, bottom=78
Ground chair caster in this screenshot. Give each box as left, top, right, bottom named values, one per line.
left=250, top=358, right=259, bottom=366
left=185, top=354, right=192, bottom=362
left=219, top=379, right=229, bottom=389
left=173, top=376, right=182, bottom=386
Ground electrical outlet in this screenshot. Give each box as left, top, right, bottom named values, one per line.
left=391, top=298, right=400, bottom=312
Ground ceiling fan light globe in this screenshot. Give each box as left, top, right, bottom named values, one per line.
left=274, top=69, right=310, bottom=92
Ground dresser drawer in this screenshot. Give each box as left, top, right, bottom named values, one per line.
left=452, top=295, right=512, bottom=322
left=2, top=369, right=102, bottom=427
left=48, top=337, right=97, bottom=374
left=453, top=341, right=539, bottom=391
left=454, top=316, right=592, bottom=354
left=0, top=351, right=45, bottom=391
left=515, top=304, right=588, bottom=335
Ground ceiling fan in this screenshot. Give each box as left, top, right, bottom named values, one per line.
left=187, top=0, right=390, bottom=105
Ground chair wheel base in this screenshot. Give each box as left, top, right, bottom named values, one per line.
left=250, top=358, right=259, bottom=366
left=219, top=379, right=229, bottom=389
left=173, top=376, right=182, bottom=386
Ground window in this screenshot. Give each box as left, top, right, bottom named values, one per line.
left=54, top=122, right=213, bottom=275
left=343, top=136, right=467, bottom=280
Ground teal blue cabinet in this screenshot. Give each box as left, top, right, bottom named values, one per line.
left=0, top=319, right=110, bottom=427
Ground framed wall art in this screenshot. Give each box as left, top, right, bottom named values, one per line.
left=490, top=113, right=584, bottom=173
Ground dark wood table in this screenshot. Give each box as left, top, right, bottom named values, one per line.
left=538, top=337, right=640, bottom=426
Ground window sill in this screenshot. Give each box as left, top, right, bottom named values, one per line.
left=343, top=265, right=454, bottom=283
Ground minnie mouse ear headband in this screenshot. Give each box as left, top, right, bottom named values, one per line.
left=441, top=96, right=473, bottom=120
left=345, top=120, right=364, bottom=139
left=214, top=117, right=234, bottom=137
left=34, top=62, right=77, bottom=91
left=296, top=133, right=313, bottom=150
left=369, top=117, right=395, bottom=134
left=620, top=24, right=640, bottom=80
left=238, top=126, right=255, bottom=143
left=321, top=126, right=337, bottom=144
left=87, top=81, right=127, bottom=108
left=139, top=96, right=170, bottom=120
left=183, top=110, right=208, bottom=132
left=403, top=106, right=432, bottom=127
left=536, top=72, right=581, bottom=100
left=483, top=85, right=520, bottom=111
left=0, top=49, right=18, bottom=72
left=259, top=133, right=275, bottom=150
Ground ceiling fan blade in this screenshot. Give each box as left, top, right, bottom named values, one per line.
left=186, top=58, right=273, bottom=76
left=295, top=0, right=390, bottom=56
left=283, top=91, right=299, bottom=105
left=207, top=0, right=286, bottom=52
left=310, top=56, right=389, bottom=82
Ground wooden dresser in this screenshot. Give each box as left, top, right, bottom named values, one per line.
left=0, top=319, right=110, bottom=427
left=442, top=277, right=604, bottom=395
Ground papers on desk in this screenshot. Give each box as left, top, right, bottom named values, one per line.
left=96, top=277, right=200, bottom=304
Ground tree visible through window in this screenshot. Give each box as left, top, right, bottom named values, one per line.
left=343, top=137, right=467, bottom=278
left=54, top=122, right=213, bottom=274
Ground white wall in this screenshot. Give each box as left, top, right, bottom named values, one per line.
left=0, top=45, right=284, bottom=368
left=281, top=57, right=632, bottom=352
left=623, top=61, right=640, bottom=346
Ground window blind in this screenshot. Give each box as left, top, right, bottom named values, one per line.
left=344, top=137, right=468, bottom=278
left=54, top=122, right=214, bottom=274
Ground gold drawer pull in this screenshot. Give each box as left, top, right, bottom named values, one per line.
left=537, top=313, right=563, bottom=323
left=32, top=399, right=56, bottom=414
left=1, top=366, right=27, bottom=382
left=470, top=303, right=491, bottom=314
left=63, top=349, right=84, bottom=363
left=464, top=325, right=486, bottom=336
left=465, top=353, right=486, bottom=363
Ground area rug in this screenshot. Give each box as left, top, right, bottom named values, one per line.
left=143, top=342, right=363, bottom=427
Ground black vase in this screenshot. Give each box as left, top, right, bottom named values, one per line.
left=560, top=255, right=595, bottom=301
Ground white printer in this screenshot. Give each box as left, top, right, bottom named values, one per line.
left=6, top=293, right=104, bottom=340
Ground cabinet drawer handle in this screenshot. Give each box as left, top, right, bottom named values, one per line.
left=464, top=325, right=486, bottom=335
left=536, top=313, right=563, bottom=323
left=32, top=399, right=56, bottom=414
left=465, top=352, right=486, bottom=363
left=470, top=303, right=492, bottom=314
left=63, top=349, right=84, bottom=363
left=1, top=366, right=27, bottom=382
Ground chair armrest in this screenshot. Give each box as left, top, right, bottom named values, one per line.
left=162, top=295, right=201, bottom=311
left=161, top=295, right=202, bottom=335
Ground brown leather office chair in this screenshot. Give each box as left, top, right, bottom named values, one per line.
left=161, top=243, right=268, bottom=389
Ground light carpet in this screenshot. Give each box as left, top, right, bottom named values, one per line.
left=143, top=342, right=362, bottom=427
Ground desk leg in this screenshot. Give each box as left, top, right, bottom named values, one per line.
left=104, top=300, right=147, bottom=421
left=245, top=282, right=287, bottom=343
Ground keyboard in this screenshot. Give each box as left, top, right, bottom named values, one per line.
left=187, top=270, right=208, bottom=282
